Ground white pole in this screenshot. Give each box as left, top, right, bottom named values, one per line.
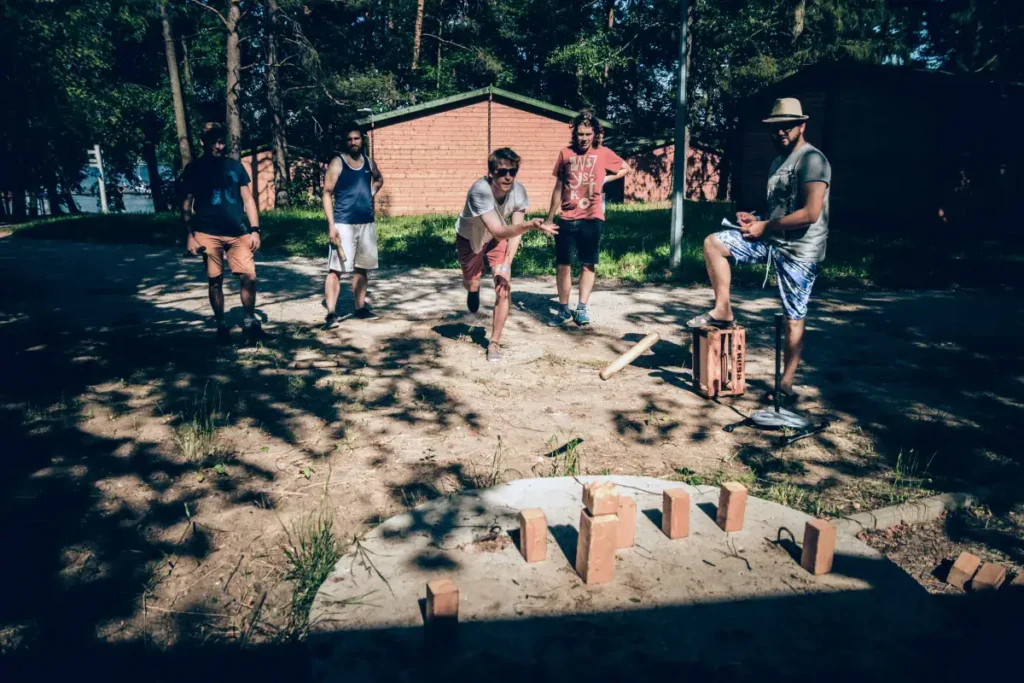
left=669, top=0, right=689, bottom=268
left=92, top=144, right=108, bottom=214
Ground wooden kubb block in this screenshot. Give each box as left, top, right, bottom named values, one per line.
left=576, top=509, right=618, bottom=585
left=518, top=508, right=547, bottom=563
left=425, top=579, right=459, bottom=625
left=717, top=482, right=748, bottom=533
left=691, top=326, right=746, bottom=398
left=583, top=481, right=620, bottom=516
left=615, top=496, right=637, bottom=550
left=945, top=551, right=980, bottom=589
left=801, top=520, right=837, bottom=575
left=662, top=489, right=690, bottom=540
left=972, top=563, right=1007, bottom=592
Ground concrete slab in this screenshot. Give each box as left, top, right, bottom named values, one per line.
left=309, top=476, right=956, bottom=681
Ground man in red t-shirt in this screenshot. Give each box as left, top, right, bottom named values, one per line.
left=544, top=110, right=629, bottom=327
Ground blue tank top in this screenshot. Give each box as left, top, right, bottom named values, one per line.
left=333, top=155, right=374, bottom=224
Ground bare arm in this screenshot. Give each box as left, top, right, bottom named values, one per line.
left=369, top=158, right=384, bottom=197
left=546, top=180, right=563, bottom=223
left=182, top=194, right=200, bottom=254
left=604, top=162, right=629, bottom=184
left=741, top=181, right=827, bottom=240
left=502, top=211, right=526, bottom=271
left=480, top=210, right=548, bottom=240
left=766, top=181, right=827, bottom=232
left=321, top=158, right=344, bottom=250
left=239, top=183, right=261, bottom=250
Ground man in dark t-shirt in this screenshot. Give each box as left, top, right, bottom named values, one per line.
left=182, top=123, right=263, bottom=344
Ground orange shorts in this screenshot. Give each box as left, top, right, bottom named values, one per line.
left=456, top=235, right=507, bottom=283
left=194, top=233, right=256, bottom=278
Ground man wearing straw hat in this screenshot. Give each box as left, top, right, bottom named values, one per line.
left=687, top=98, right=831, bottom=405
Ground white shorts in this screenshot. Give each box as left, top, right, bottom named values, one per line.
left=328, top=222, right=379, bottom=273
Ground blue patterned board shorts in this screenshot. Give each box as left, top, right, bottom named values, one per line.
left=714, top=230, right=819, bottom=321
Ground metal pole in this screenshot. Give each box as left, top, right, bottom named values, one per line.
left=774, top=313, right=784, bottom=413
left=669, top=0, right=689, bottom=268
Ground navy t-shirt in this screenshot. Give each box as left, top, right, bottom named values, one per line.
left=181, top=155, right=252, bottom=236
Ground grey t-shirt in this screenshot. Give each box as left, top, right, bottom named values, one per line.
left=764, top=143, right=831, bottom=263
left=456, top=178, right=530, bottom=254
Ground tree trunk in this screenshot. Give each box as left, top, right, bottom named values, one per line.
left=792, top=0, right=806, bottom=43
left=143, top=122, right=168, bottom=212
left=226, top=0, right=243, bottom=160
left=267, top=0, right=290, bottom=207
left=160, top=0, right=193, bottom=167
left=46, top=176, right=63, bottom=216
left=412, top=0, right=425, bottom=70
left=60, top=172, right=81, bottom=214
left=603, top=2, right=614, bottom=85
left=12, top=186, right=27, bottom=221
left=181, top=37, right=195, bottom=99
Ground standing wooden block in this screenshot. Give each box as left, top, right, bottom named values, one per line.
left=582, top=481, right=620, bottom=516
left=662, top=489, right=690, bottom=540
left=518, top=508, right=547, bottom=563
left=717, top=482, right=748, bottom=532
left=691, top=326, right=746, bottom=398
left=425, top=579, right=459, bottom=624
left=615, top=496, right=637, bottom=549
left=800, top=520, right=837, bottom=575
left=576, top=509, right=618, bottom=585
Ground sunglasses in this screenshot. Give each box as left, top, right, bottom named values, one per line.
left=493, top=168, right=519, bottom=178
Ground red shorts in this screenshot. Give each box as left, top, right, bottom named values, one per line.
left=456, top=235, right=507, bottom=282
left=194, top=232, right=256, bottom=278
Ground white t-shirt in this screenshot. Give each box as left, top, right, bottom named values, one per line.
left=455, top=178, right=530, bottom=254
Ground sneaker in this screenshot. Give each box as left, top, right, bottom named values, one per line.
left=486, top=342, right=502, bottom=362
left=467, top=290, right=480, bottom=313
left=216, top=326, right=232, bottom=345
left=547, top=308, right=573, bottom=327
left=322, top=313, right=340, bottom=330
left=353, top=306, right=379, bottom=320
left=573, top=307, right=592, bottom=327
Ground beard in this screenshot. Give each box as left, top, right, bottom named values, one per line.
left=772, top=132, right=802, bottom=156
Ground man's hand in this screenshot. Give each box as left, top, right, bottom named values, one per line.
left=249, top=231, right=262, bottom=252
left=494, top=270, right=511, bottom=298
left=740, top=220, right=768, bottom=241
left=736, top=211, right=757, bottom=226
left=329, top=227, right=342, bottom=248
left=186, top=233, right=200, bottom=256
left=536, top=221, right=559, bottom=236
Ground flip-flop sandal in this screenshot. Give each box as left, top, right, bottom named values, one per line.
left=686, top=312, right=735, bottom=329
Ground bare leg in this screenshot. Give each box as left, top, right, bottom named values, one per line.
left=325, top=271, right=341, bottom=314
left=703, top=234, right=734, bottom=321
left=781, top=318, right=805, bottom=392
left=208, top=276, right=225, bottom=323
left=578, top=264, right=596, bottom=305
left=352, top=268, right=368, bottom=309
left=491, top=284, right=510, bottom=344
left=238, top=273, right=257, bottom=318
left=556, top=264, right=572, bottom=305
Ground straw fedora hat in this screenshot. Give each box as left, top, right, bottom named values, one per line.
left=762, top=98, right=810, bottom=124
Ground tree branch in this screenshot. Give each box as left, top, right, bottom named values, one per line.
left=423, top=33, right=476, bottom=54
left=187, top=0, right=230, bottom=28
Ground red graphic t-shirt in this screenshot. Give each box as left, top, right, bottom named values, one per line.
left=552, top=145, right=624, bottom=221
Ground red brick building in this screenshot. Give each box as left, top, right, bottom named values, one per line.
left=360, top=87, right=610, bottom=216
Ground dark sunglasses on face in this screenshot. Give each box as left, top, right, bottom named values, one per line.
left=493, top=168, right=518, bottom=178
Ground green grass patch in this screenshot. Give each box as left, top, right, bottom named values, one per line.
left=10, top=202, right=1023, bottom=289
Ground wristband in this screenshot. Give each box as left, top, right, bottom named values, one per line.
left=497, top=265, right=510, bottom=274
left=249, top=226, right=261, bottom=234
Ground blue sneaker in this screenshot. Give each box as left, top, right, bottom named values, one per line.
left=548, top=308, right=573, bottom=327
left=574, top=307, right=592, bottom=327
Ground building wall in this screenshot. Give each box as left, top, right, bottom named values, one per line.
left=370, top=101, right=489, bottom=216
left=623, top=145, right=721, bottom=203
left=240, top=150, right=277, bottom=212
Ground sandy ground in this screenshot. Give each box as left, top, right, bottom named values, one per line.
left=1, top=236, right=1022, bottom=658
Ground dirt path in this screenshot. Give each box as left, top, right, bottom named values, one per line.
left=1, top=237, right=1022, bottom=658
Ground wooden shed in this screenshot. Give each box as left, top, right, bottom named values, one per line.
left=609, top=137, right=722, bottom=204
left=734, top=62, right=1024, bottom=228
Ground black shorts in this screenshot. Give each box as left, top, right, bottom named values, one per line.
left=555, top=218, right=603, bottom=266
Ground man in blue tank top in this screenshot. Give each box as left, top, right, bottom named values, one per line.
left=321, top=122, right=384, bottom=327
